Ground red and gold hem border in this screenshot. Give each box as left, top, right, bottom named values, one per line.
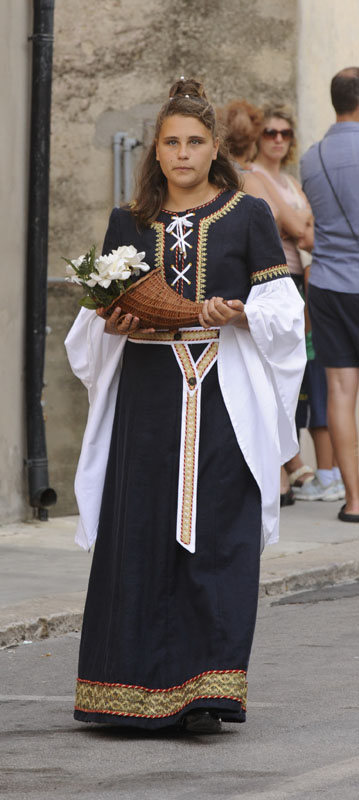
left=75, top=669, right=247, bottom=719
left=251, top=264, right=290, bottom=285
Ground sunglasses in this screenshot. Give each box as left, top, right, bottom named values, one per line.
left=262, top=127, right=294, bottom=140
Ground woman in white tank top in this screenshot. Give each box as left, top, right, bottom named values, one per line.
left=252, top=107, right=342, bottom=504
left=252, top=106, right=313, bottom=275
left=253, top=108, right=316, bottom=499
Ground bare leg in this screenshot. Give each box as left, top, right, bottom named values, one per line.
left=326, top=367, right=359, bottom=513
left=285, top=453, right=314, bottom=485
left=309, top=427, right=333, bottom=470
left=280, top=465, right=290, bottom=493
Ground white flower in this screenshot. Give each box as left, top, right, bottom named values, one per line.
left=92, top=254, right=132, bottom=286
left=65, top=262, right=83, bottom=284
left=110, top=247, right=150, bottom=272
left=132, top=263, right=150, bottom=275
left=64, top=244, right=150, bottom=302
left=71, top=255, right=86, bottom=268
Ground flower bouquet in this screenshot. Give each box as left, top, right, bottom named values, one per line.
left=64, top=245, right=203, bottom=330
left=64, top=245, right=150, bottom=310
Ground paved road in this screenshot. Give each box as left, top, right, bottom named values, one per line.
left=1, top=588, right=358, bottom=799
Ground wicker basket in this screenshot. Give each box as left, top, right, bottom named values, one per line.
left=104, top=267, right=202, bottom=330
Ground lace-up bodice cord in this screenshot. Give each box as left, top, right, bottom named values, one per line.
left=166, top=212, right=194, bottom=287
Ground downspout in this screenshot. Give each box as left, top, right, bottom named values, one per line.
left=113, top=131, right=126, bottom=207
left=25, top=0, right=57, bottom=519
left=123, top=136, right=139, bottom=203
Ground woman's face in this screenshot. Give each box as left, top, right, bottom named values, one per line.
left=258, top=116, right=293, bottom=164
left=156, top=114, right=219, bottom=192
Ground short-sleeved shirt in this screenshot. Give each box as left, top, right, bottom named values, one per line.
left=103, top=190, right=289, bottom=305
left=300, top=122, right=359, bottom=293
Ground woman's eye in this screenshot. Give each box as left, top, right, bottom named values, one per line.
left=190, top=139, right=201, bottom=144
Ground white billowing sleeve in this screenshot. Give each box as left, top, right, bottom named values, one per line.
left=244, top=276, right=306, bottom=464
left=65, top=309, right=127, bottom=549
left=218, top=276, right=306, bottom=547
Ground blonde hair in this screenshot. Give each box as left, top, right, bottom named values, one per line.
left=260, top=105, right=297, bottom=166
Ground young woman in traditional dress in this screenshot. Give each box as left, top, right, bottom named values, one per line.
left=66, top=78, right=305, bottom=734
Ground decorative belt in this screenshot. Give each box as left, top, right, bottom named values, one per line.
left=128, top=327, right=220, bottom=553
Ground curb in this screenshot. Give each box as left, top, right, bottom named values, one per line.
left=259, top=559, right=359, bottom=598
left=1, top=560, right=359, bottom=648
left=0, top=611, right=83, bottom=649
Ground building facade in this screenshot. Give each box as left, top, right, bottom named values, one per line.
left=1, top=0, right=358, bottom=521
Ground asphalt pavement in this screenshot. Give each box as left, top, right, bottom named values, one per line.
left=0, top=499, right=359, bottom=648
left=1, top=589, right=359, bottom=799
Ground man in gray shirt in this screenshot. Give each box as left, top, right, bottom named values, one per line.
left=300, top=67, right=359, bottom=523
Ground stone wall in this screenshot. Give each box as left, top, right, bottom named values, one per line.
left=46, top=0, right=298, bottom=515
left=49, top=0, right=298, bottom=274
left=46, top=283, right=88, bottom=515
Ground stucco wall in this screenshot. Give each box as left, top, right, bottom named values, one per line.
left=297, top=0, right=359, bottom=154
left=297, top=0, right=359, bottom=471
left=49, top=0, right=298, bottom=274
left=0, top=2, right=31, bottom=521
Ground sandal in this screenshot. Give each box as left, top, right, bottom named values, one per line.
left=280, top=489, right=295, bottom=507
left=338, top=504, right=359, bottom=523
left=288, top=465, right=315, bottom=490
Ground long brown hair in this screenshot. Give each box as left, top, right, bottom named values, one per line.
left=132, top=78, right=240, bottom=227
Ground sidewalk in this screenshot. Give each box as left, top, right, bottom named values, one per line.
left=1, top=501, right=358, bottom=647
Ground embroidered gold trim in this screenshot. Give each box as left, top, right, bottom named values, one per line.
left=180, top=390, right=197, bottom=543
left=75, top=669, right=247, bottom=718
left=128, top=329, right=219, bottom=343
left=173, top=343, right=196, bottom=390
left=150, top=221, right=166, bottom=277
left=173, top=342, right=218, bottom=546
left=251, top=264, right=290, bottom=285
left=196, top=191, right=245, bottom=302
left=197, top=342, right=219, bottom=380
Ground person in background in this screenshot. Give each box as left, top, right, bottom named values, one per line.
left=65, top=78, right=305, bottom=735
left=219, top=101, right=308, bottom=503
left=217, top=99, right=278, bottom=217
left=252, top=106, right=342, bottom=503
left=301, top=67, right=359, bottom=522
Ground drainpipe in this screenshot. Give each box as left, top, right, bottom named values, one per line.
left=123, top=136, right=139, bottom=203
left=25, top=0, right=57, bottom=519
left=113, top=131, right=126, bottom=207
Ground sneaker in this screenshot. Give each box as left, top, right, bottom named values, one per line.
left=335, top=479, right=346, bottom=500
left=293, top=475, right=341, bottom=501
left=321, top=480, right=343, bottom=501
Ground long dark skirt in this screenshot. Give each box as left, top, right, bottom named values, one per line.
left=74, top=341, right=262, bottom=729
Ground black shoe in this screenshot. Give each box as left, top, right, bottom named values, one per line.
left=338, top=504, right=359, bottom=523
left=182, top=710, right=222, bottom=734
left=280, top=489, right=295, bottom=507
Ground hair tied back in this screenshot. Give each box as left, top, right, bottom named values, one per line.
left=168, top=77, right=208, bottom=102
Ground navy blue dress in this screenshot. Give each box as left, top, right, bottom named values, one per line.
left=74, top=190, right=289, bottom=729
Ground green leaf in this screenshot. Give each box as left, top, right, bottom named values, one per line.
left=79, top=296, right=98, bottom=309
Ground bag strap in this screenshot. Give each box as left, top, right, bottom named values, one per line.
left=318, top=140, right=359, bottom=244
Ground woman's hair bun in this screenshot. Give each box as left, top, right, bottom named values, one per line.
left=168, top=77, right=208, bottom=101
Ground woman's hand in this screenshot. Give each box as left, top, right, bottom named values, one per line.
left=96, top=306, right=155, bottom=336
left=199, top=297, right=248, bottom=330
